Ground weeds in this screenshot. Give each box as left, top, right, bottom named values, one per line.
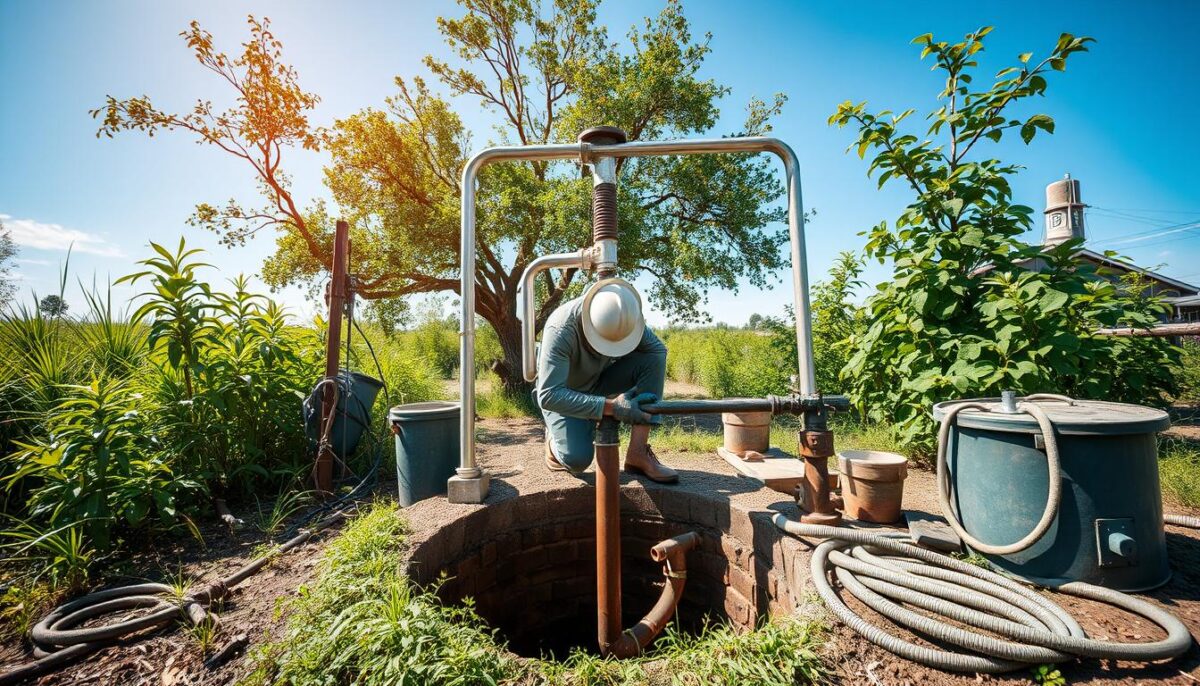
left=1, top=521, right=95, bottom=592
left=252, top=488, right=314, bottom=537
left=1160, top=437, right=1200, bottom=509
left=241, top=501, right=519, bottom=686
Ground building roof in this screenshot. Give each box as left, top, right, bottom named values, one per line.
left=1072, top=248, right=1200, bottom=296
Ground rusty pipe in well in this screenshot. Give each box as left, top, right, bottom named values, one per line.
left=608, top=532, right=701, bottom=659
left=595, top=418, right=700, bottom=658
left=594, top=420, right=624, bottom=655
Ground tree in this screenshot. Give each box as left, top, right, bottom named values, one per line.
left=38, top=294, right=68, bottom=319
left=94, top=2, right=791, bottom=395
left=0, top=218, right=17, bottom=307
left=765, top=251, right=865, bottom=393
left=832, top=28, right=1177, bottom=454
left=746, top=313, right=764, bottom=330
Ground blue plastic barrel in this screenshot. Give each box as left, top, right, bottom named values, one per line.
left=933, top=397, right=1170, bottom=591
left=390, top=401, right=461, bottom=506
left=304, top=371, right=384, bottom=460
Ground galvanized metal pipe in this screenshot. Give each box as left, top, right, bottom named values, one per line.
left=457, top=136, right=815, bottom=478
left=519, top=251, right=588, bottom=382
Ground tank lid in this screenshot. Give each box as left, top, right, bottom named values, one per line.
left=389, top=401, right=461, bottom=422
left=931, top=397, right=1170, bottom=435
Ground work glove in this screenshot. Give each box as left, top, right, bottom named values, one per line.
left=612, top=387, right=660, bottom=425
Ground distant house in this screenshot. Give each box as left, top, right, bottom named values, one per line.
left=984, top=175, right=1200, bottom=322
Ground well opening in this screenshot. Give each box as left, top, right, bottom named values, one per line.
left=405, top=486, right=800, bottom=659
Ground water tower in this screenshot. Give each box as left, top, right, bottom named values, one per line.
left=1044, top=173, right=1085, bottom=246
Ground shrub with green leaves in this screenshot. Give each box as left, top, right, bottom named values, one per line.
left=831, top=28, right=1178, bottom=454
left=665, top=328, right=793, bottom=398
left=4, top=375, right=203, bottom=550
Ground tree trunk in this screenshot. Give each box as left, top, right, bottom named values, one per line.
left=490, top=312, right=534, bottom=399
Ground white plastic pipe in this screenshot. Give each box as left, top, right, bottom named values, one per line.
left=457, top=137, right=814, bottom=477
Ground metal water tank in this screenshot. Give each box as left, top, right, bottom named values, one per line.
left=933, top=396, right=1170, bottom=591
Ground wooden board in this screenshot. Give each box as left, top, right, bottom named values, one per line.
left=716, top=446, right=808, bottom=495
left=905, top=511, right=962, bottom=553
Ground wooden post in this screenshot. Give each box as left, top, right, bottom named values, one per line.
left=316, top=220, right=350, bottom=495
left=1095, top=322, right=1200, bottom=337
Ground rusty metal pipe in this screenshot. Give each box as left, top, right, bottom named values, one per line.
left=594, top=419, right=623, bottom=655
left=594, top=419, right=699, bottom=658
left=609, top=532, right=701, bottom=659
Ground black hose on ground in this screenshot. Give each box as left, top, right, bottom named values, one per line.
left=0, top=510, right=348, bottom=686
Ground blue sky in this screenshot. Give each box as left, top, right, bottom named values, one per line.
left=2, top=0, right=1198, bottom=326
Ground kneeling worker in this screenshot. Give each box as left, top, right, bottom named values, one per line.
left=535, top=277, right=678, bottom=483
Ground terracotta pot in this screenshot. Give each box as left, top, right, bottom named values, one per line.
left=837, top=450, right=908, bottom=523
left=721, top=408, right=771, bottom=455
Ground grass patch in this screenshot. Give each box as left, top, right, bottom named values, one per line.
left=241, top=501, right=519, bottom=686
left=645, top=416, right=905, bottom=460
left=536, top=617, right=824, bottom=686
left=1160, top=437, right=1200, bottom=509
left=243, top=501, right=826, bottom=686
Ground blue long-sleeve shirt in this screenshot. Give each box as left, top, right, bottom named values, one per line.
left=534, top=297, right=667, bottom=420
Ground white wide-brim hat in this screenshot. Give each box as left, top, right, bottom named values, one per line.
left=580, top=277, right=645, bottom=358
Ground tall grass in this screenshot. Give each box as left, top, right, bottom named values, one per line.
left=1161, top=437, right=1200, bottom=509
left=663, top=328, right=792, bottom=398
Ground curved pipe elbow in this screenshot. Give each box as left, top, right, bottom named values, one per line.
left=519, top=251, right=587, bottom=382
left=605, top=532, right=700, bottom=659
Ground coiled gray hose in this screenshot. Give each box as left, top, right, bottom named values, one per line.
left=1165, top=513, right=1200, bottom=529
left=774, top=517, right=1193, bottom=673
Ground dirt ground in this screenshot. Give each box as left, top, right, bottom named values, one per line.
left=3, top=415, right=1199, bottom=685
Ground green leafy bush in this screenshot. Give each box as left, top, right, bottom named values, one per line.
left=763, top=251, right=865, bottom=394
left=5, top=376, right=203, bottom=550
left=831, top=28, right=1179, bottom=455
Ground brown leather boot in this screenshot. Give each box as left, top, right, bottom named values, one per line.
left=545, top=438, right=568, bottom=472
left=623, top=445, right=678, bottom=483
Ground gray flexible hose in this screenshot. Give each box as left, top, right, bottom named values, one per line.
left=936, top=401, right=1063, bottom=555
left=774, top=517, right=1193, bottom=673
left=1165, top=513, right=1200, bottom=529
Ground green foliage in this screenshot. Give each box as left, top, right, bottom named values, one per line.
left=242, top=502, right=520, bottom=686
left=665, top=328, right=792, bottom=398
left=763, top=251, right=865, bottom=394
left=4, top=375, right=204, bottom=551
left=1, top=521, right=94, bottom=592
left=0, top=238, right=445, bottom=585
left=116, top=238, right=216, bottom=398
left=831, top=27, right=1178, bottom=454
left=1175, top=339, right=1200, bottom=404
left=1160, top=437, right=1200, bottom=509
left=0, top=217, right=17, bottom=307
left=1031, top=663, right=1067, bottom=686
